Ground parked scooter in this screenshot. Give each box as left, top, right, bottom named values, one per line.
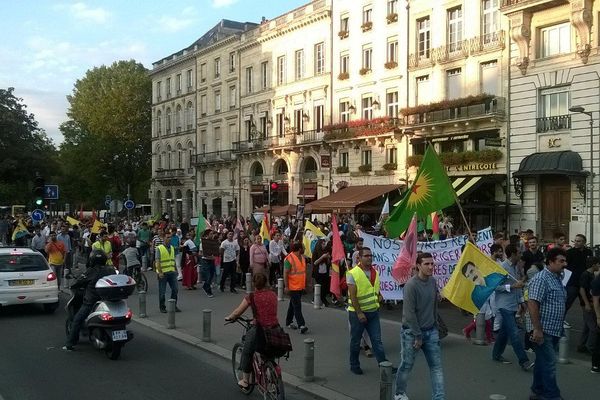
left=65, top=274, right=136, bottom=360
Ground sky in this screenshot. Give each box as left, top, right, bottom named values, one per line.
left=0, top=0, right=308, bottom=145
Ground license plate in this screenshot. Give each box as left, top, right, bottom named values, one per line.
left=112, top=330, right=128, bottom=341
left=9, top=279, right=34, bottom=286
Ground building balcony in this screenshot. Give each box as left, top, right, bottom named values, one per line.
left=232, top=130, right=325, bottom=153
left=154, top=168, right=185, bottom=181
left=192, top=150, right=237, bottom=166
left=323, top=117, right=401, bottom=142
left=500, top=0, right=568, bottom=14
left=536, top=115, right=571, bottom=133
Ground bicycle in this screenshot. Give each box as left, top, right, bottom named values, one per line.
left=124, top=264, right=148, bottom=293
left=226, top=316, right=286, bottom=400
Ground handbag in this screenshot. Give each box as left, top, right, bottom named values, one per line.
left=249, top=293, right=293, bottom=358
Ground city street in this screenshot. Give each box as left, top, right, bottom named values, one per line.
left=0, top=300, right=312, bottom=400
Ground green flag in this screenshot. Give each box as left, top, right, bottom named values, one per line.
left=194, top=213, right=207, bottom=247
left=385, top=145, right=456, bottom=238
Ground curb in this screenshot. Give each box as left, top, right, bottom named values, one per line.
left=133, top=317, right=356, bottom=400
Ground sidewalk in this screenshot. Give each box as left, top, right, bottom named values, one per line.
left=131, top=272, right=598, bottom=400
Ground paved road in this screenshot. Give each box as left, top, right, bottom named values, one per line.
left=0, top=301, right=312, bottom=400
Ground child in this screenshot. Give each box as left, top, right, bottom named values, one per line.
left=463, top=295, right=495, bottom=344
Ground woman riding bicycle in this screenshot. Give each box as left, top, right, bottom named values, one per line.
left=225, top=273, right=279, bottom=390
left=121, top=239, right=141, bottom=276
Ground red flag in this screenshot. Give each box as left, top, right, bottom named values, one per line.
left=431, top=211, right=440, bottom=240
left=91, top=208, right=97, bottom=222
left=330, top=214, right=345, bottom=298
left=391, top=213, right=418, bottom=285
left=234, top=217, right=244, bottom=239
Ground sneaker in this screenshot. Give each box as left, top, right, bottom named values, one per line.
left=493, top=356, right=512, bottom=364
left=521, top=360, right=535, bottom=371
left=300, top=325, right=308, bottom=334
left=394, top=393, right=410, bottom=400
left=591, top=366, right=600, bottom=374
left=364, top=346, right=373, bottom=358
left=563, top=321, right=571, bottom=329
left=62, top=345, right=74, bottom=351
left=175, top=307, right=182, bottom=313
left=287, top=323, right=298, bottom=330
left=350, top=366, right=363, bottom=375
left=160, top=308, right=167, bottom=313
left=230, top=288, right=238, bottom=294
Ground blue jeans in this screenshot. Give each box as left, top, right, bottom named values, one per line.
left=395, top=327, right=445, bottom=400
left=493, top=308, right=529, bottom=365
left=158, top=270, right=178, bottom=309
left=201, top=258, right=215, bottom=295
left=348, top=310, right=386, bottom=369
left=531, top=334, right=561, bottom=400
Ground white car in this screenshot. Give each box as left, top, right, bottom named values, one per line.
left=0, top=247, right=59, bottom=313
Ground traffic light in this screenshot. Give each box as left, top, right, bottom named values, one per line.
left=270, top=180, right=279, bottom=205
left=33, top=176, right=45, bottom=206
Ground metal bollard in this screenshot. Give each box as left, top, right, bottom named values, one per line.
left=277, top=277, right=284, bottom=301
left=313, top=284, right=322, bottom=309
left=138, top=290, right=147, bottom=318
left=167, top=299, right=176, bottom=329
left=303, top=338, right=315, bottom=382
left=473, top=312, right=487, bottom=345
left=245, top=272, right=253, bottom=294
left=558, top=326, right=570, bottom=364
left=379, top=361, right=393, bottom=400
left=202, top=309, right=212, bottom=342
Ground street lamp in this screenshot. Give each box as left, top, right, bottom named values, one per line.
left=569, top=105, right=594, bottom=247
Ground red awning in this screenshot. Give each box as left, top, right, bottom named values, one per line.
left=296, top=187, right=317, bottom=199
left=304, top=184, right=402, bottom=214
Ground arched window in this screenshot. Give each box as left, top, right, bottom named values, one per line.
left=177, top=143, right=183, bottom=169
left=156, top=145, right=161, bottom=169
left=156, top=110, right=162, bottom=137
left=176, top=104, right=182, bottom=132
left=167, top=145, right=172, bottom=169
left=186, top=102, right=194, bottom=130
left=166, top=108, right=172, bottom=134
left=188, top=142, right=194, bottom=168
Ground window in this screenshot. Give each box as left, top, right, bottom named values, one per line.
left=482, top=0, right=499, bottom=44
left=416, top=75, right=431, bottom=105
left=474, top=134, right=500, bottom=151
left=246, top=67, right=253, bottom=94
left=215, top=91, right=221, bottom=113
left=315, top=42, right=325, bottom=75
left=166, top=78, right=172, bottom=98
left=175, top=105, right=182, bottom=131
left=177, top=144, right=183, bottom=168
left=229, top=86, right=236, bottom=108
left=340, top=53, right=349, bottom=74
left=363, top=7, right=372, bottom=24
left=314, top=105, right=324, bottom=132
left=361, top=149, right=372, bottom=166
left=340, top=100, right=350, bottom=122
left=441, top=140, right=466, bottom=153
left=340, top=14, right=349, bottom=32
left=176, top=74, right=182, bottom=93
left=186, top=102, right=194, bottom=129
left=166, top=108, right=172, bottom=133
left=200, top=171, right=206, bottom=187
left=417, top=17, right=431, bottom=58
left=259, top=114, right=267, bottom=139
left=481, top=60, right=498, bottom=95
left=229, top=52, right=235, bottom=72
left=540, top=87, right=570, bottom=118
left=187, top=69, right=193, bottom=89
left=261, top=61, right=268, bottom=89
left=295, top=50, right=305, bottom=80
left=386, top=147, right=397, bottom=164
left=387, top=0, right=398, bottom=15
left=156, top=81, right=162, bottom=101
left=166, top=146, right=172, bottom=169
left=215, top=170, right=220, bottom=186
left=277, top=112, right=284, bottom=137
left=340, top=151, right=349, bottom=168
left=200, top=95, right=207, bottom=116
left=294, top=109, right=303, bottom=133
left=362, top=46, right=373, bottom=70
left=245, top=119, right=253, bottom=140
left=447, top=7, right=463, bottom=53
left=277, top=56, right=286, bottom=85
left=200, top=63, right=206, bottom=82
left=386, top=91, right=399, bottom=117
left=362, top=96, right=373, bottom=120
left=214, top=58, right=221, bottom=78
left=412, top=142, right=426, bottom=155
left=446, top=68, right=462, bottom=99
left=156, top=110, right=162, bottom=135
left=387, top=38, right=398, bottom=63
left=541, top=23, right=571, bottom=58
left=214, top=127, right=221, bottom=152
left=188, top=144, right=193, bottom=168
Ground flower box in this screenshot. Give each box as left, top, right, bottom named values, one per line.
left=407, top=149, right=503, bottom=168
left=336, top=166, right=349, bottom=174
left=375, top=170, right=394, bottom=176
left=384, top=61, right=398, bottom=69
left=358, top=164, right=372, bottom=173
left=338, top=30, right=349, bottom=39
left=361, top=21, right=373, bottom=32
left=338, top=72, right=349, bottom=80
left=382, top=162, right=397, bottom=171
left=400, top=93, right=495, bottom=117
left=359, top=67, right=371, bottom=76
left=386, top=13, right=398, bottom=24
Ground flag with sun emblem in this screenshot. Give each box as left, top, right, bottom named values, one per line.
left=384, top=145, right=456, bottom=238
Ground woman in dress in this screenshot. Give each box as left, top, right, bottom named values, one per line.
left=249, top=234, right=269, bottom=279
left=181, top=232, right=198, bottom=289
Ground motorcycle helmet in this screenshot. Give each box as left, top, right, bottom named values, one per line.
left=89, top=249, right=108, bottom=267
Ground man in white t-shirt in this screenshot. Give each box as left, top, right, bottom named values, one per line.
left=219, top=231, right=240, bottom=293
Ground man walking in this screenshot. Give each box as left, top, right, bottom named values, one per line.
left=220, top=231, right=240, bottom=293
left=45, top=231, right=66, bottom=290
left=347, top=247, right=387, bottom=375
left=528, top=247, right=568, bottom=400
left=395, top=252, right=444, bottom=400
left=565, top=234, right=593, bottom=327
left=284, top=241, right=308, bottom=334
left=156, top=230, right=180, bottom=313
left=57, top=224, right=73, bottom=277
left=492, top=244, right=534, bottom=370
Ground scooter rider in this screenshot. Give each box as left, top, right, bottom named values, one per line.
left=63, top=249, right=113, bottom=351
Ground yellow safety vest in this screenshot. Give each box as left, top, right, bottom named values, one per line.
left=157, top=245, right=176, bottom=273
left=347, top=266, right=380, bottom=312
left=92, top=240, right=113, bottom=265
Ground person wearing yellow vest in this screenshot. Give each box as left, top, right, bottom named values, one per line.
left=347, top=246, right=388, bottom=375
left=91, top=231, right=113, bottom=266
left=283, top=241, right=308, bottom=334
left=155, top=230, right=180, bottom=313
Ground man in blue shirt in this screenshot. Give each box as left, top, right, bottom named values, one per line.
left=528, top=247, right=567, bottom=400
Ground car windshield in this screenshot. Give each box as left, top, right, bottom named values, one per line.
left=0, top=254, right=48, bottom=272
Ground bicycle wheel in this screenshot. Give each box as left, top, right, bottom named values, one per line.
left=232, top=343, right=254, bottom=395
left=136, top=271, right=148, bottom=292
left=264, top=360, right=285, bottom=400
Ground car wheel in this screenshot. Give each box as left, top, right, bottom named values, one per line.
left=44, top=302, right=59, bottom=314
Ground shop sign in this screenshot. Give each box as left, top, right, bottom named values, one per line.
left=446, top=163, right=499, bottom=172
left=321, top=154, right=331, bottom=168
left=484, top=137, right=502, bottom=147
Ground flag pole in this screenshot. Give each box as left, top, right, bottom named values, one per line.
left=452, top=191, right=474, bottom=241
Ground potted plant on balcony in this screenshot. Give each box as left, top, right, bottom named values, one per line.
left=406, top=154, right=423, bottom=168
left=338, top=72, right=349, bottom=80
left=386, top=13, right=398, bottom=24
left=359, top=67, right=371, bottom=76
left=336, top=165, right=349, bottom=174
left=358, top=164, right=372, bottom=173
left=382, top=162, right=397, bottom=171
left=384, top=61, right=398, bottom=69
left=338, top=30, right=349, bottom=39
left=361, top=21, right=373, bottom=32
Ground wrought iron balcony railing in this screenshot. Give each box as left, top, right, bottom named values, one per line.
left=154, top=168, right=185, bottom=179
left=536, top=115, right=571, bottom=133
left=192, top=150, right=236, bottom=166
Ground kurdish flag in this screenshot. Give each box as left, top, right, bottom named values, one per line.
left=384, top=145, right=456, bottom=238
left=303, top=220, right=325, bottom=258
left=11, top=219, right=28, bottom=241
left=91, top=219, right=106, bottom=234
left=329, top=214, right=345, bottom=298
left=259, top=211, right=271, bottom=246
left=442, top=242, right=508, bottom=315
left=66, top=216, right=81, bottom=226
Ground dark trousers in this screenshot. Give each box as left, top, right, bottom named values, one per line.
left=285, top=290, right=305, bottom=327
left=565, top=286, right=580, bottom=313
left=593, top=330, right=600, bottom=369
left=315, top=272, right=330, bottom=305
left=201, top=258, right=215, bottom=295
left=66, top=303, right=93, bottom=347
left=220, top=261, right=236, bottom=291
left=158, top=270, right=178, bottom=309
left=269, top=262, right=281, bottom=286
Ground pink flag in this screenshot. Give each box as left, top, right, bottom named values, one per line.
left=330, top=214, right=345, bottom=298
left=391, top=213, right=418, bottom=285
left=234, top=217, right=244, bottom=239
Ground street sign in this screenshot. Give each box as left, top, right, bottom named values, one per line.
left=31, top=209, right=45, bottom=222
left=44, top=185, right=59, bottom=200
left=110, top=199, right=123, bottom=214
left=484, top=137, right=503, bottom=147
left=105, top=199, right=111, bottom=207
left=124, top=200, right=135, bottom=210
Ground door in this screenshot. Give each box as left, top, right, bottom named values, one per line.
left=541, top=176, right=570, bottom=241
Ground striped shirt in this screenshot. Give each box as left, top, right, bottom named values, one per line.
left=528, top=267, right=566, bottom=337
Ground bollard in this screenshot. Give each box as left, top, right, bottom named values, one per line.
left=303, top=338, right=315, bottom=382
left=245, top=272, right=253, bottom=294
left=313, top=284, right=322, bottom=309
left=138, top=290, right=147, bottom=318
left=379, top=361, right=393, bottom=400
left=202, top=309, right=212, bottom=342
left=473, top=312, right=487, bottom=345
left=277, top=278, right=284, bottom=301
left=558, top=326, right=570, bottom=364
left=167, top=299, right=176, bottom=329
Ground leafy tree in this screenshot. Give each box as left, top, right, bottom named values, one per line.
left=63, top=60, right=151, bottom=208
left=0, top=88, right=57, bottom=204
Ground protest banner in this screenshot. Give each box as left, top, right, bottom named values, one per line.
left=360, top=228, right=494, bottom=300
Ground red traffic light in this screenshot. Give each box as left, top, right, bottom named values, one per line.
left=270, top=181, right=279, bottom=191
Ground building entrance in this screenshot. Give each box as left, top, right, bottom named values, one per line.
left=540, top=175, right=570, bottom=241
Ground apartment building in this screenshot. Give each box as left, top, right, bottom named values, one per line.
left=501, top=0, right=600, bottom=242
